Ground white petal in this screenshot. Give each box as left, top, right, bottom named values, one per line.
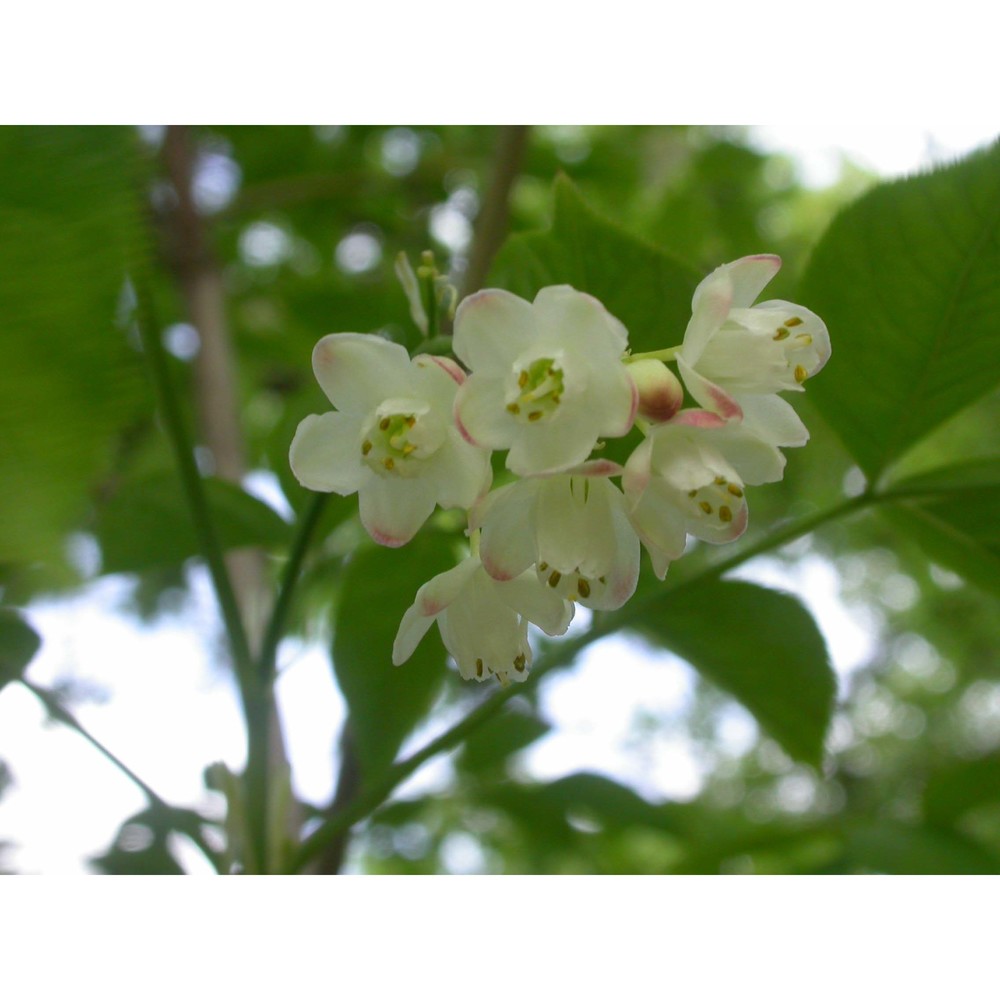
left=586, top=491, right=640, bottom=610
left=738, top=393, right=809, bottom=449
left=754, top=299, right=832, bottom=376
left=424, top=433, right=492, bottom=511
left=358, top=475, right=437, bottom=547
left=723, top=255, right=782, bottom=308
left=683, top=269, right=733, bottom=365
left=312, top=333, right=413, bottom=414
left=475, top=481, right=540, bottom=581
left=454, top=374, right=516, bottom=450
left=712, top=421, right=787, bottom=486
left=677, top=357, right=743, bottom=420
left=535, top=476, right=616, bottom=576
left=532, top=285, right=630, bottom=357
left=506, top=410, right=601, bottom=476
left=629, top=483, right=688, bottom=573
left=585, top=360, right=639, bottom=438
left=289, top=411, right=368, bottom=494
left=453, top=289, right=537, bottom=374
left=495, top=572, right=575, bottom=636
left=392, top=603, right=437, bottom=666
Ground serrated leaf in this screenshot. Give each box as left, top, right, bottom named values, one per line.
left=95, top=473, right=292, bottom=573
left=801, top=140, right=1000, bottom=481
left=0, top=607, right=42, bottom=692
left=332, top=533, right=458, bottom=783
left=631, top=579, right=836, bottom=766
left=490, top=175, right=701, bottom=355
left=0, top=127, right=149, bottom=567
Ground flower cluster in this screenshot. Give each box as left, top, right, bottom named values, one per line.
left=291, top=254, right=830, bottom=686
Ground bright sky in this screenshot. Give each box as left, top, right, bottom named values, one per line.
left=2, top=125, right=998, bottom=875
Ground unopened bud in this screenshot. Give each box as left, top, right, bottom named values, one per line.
left=630, top=359, right=683, bottom=423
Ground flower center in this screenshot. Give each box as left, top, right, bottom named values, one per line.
left=505, top=356, right=565, bottom=424
left=771, top=315, right=817, bottom=384
left=684, top=474, right=744, bottom=527
left=537, top=560, right=606, bottom=604
left=360, top=398, right=444, bottom=478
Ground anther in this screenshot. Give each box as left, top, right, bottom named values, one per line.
left=714, top=476, right=727, bottom=486
left=513, top=654, right=526, bottom=672
left=402, top=444, right=417, bottom=456
left=361, top=440, right=372, bottom=455
left=796, top=333, right=813, bottom=346
left=528, top=410, right=543, bottom=421
left=773, top=327, right=790, bottom=341
left=506, top=402, right=520, bottom=415
left=518, top=370, right=529, bottom=388
left=548, top=570, right=562, bottom=588
left=577, top=578, right=591, bottom=598
left=794, top=365, right=808, bottom=383
left=719, top=505, right=733, bottom=523
left=406, top=416, right=416, bottom=427
left=699, top=501, right=713, bottom=515
left=379, top=417, right=391, bottom=430
left=538, top=562, right=548, bottom=572
left=476, top=658, right=484, bottom=678
left=785, top=317, right=803, bottom=327
left=727, top=483, right=743, bottom=498
left=688, top=489, right=698, bottom=498
left=383, top=457, right=395, bottom=471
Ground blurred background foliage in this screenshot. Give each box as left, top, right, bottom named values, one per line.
left=2, top=125, right=999, bottom=874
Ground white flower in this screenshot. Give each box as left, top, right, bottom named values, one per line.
left=290, top=333, right=491, bottom=547
left=470, top=460, right=640, bottom=611
left=452, top=286, right=638, bottom=476
left=677, top=254, right=830, bottom=446
left=392, top=552, right=574, bottom=685
left=622, top=410, right=787, bottom=579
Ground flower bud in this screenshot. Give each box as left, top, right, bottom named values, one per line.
left=630, top=359, right=684, bottom=423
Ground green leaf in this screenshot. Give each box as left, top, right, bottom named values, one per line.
left=924, top=751, right=1000, bottom=827
left=801, top=140, right=1000, bottom=481
left=0, top=607, right=42, bottom=692
left=631, top=579, right=836, bottom=766
left=0, top=127, right=149, bottom=568
left=882, top=458, right=1000, bottom=596
left=332, top=532, right=458, bottom=783
left=459, top=705, right=550, bottom=775
left=842, top=820, right=1000, bottom=874
left=490, top=175, right=701, bottom=355
left=95, top=473, right=292, bottom=573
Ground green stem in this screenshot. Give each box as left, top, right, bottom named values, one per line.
left=625, top=346, right=682, bottom=364
left=291, top=489, right=878, bottom=871
left=257, top=492, right=329, bottom=681
left=131, top=280, right=266, bottom=871
left=22, top=680, right=224, bottom=873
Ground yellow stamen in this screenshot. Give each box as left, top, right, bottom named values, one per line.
left=794, top=365, right=808, bottom=384
left=548, top=570, right=562, bottom=588
left=538, top=562, right=548, bottom=572
left=719, top=505, right=733, bottom=523
left=785, top=316, right=803, bottom=327
left=518, top=370, right=529, bottom=388
left=383, top=457, right=394, bottom=471
left=513, top=654, right=526, bottom=672
left=727, top=483, right=744, bottom=498
left=795, top=333, right=813, bottom=346
left=577, top=578, right=591, bottom=599
left=773, top=327, right=790, bottom=341
left=528, top=410, right=543, bottom=421
left=361, top=440, right=372, bottom=455
left=506, top=402, right=520, bottom=415
left=379, top=417, right=391, bottom=431
left=714, top=476, right=727, bottom=486
left=699, top=501, right=713, bottom=515
left=476, top=658, right=484, bottom=678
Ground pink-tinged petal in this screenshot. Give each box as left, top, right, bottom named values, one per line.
left=532, top=285, right=630, bottom=357
left=724, top=254, right=782, bottom=308
left=535, top=476, right=616, bottom=577
left=587, top=360, right=639, bottom=438
left=289, top=411, right=369, bottom=494
left=312, top=333, right=413, bottom=413
left=677, top=357, right=744, bottom=420
left=581, top=497, right=640, bottom=610
left=621, top=435, right=654, bottom=501
left=754, top=299, right=831, bottom=375
left=712, top=423, right=787, bottom=486
left=496, top=572, right=575, bottom=637
left=453, top=374, right=515, bottom=450
left=392, top=604, right=437, bottom=666
left=628, top=485, right=688, bottom=571
left=414, top=352, right=466, bottom=385
left=670, top=407, right=729, bottom=431
left=558, top=458, right=625, bottom=478
left=453, top=289, right=537, bottom=374
left=415, top=557, right=481, bottom=616
left=475, top=481, right=540, bottom=581
left=738, top=393, right=809, bottom=449
left=358, top=475, right=437, bottom=547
